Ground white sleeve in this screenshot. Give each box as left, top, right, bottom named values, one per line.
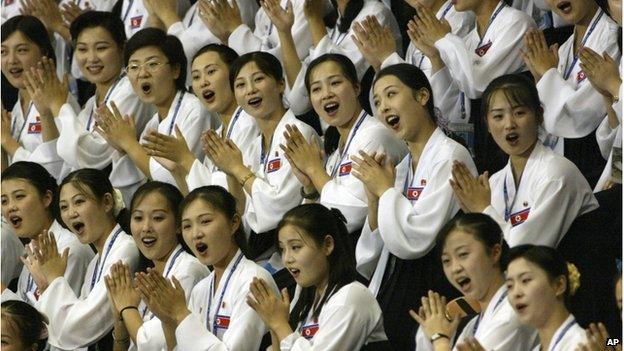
left=12, top=140, right=63, bottom=180
left=429, top=66, right=465, bottom=122
left=168, top=21, right=219, bottom=63
left=483, top=179, right=597, bottom=248
left=355, top=217, right=384, bottom=280
left=596, top=116, right=618, bottom=159
left=1, top=226, right=24, bottom=286
left=377, top=160, right=473, bottom=259
left=61, top=243, right=94, bottom=298
left=0, top=288, right=23, bottom=303
left=434, top=18, right=535, bottom=99
left=110, top=149, right=147, bottom=189
left=538, top=68, right=613, bottom=138
left=186, top=158, right=215, bottom=192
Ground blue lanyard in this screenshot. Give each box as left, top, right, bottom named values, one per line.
left=440, top=2, right=453, bottom=19
left=329, top=111, right=366, bottom=178
left=142, top=246, right=185, bottom=319
left=205, top=252, right=244, bottom=332
left=549, top=318, right=577, bottom=351
left=12, top=102, right=33, bottom=143
left=476, top=1, right=506, bottom=49
left=167, top=92, right=185, bottom=135
left=187, top=6, right=198, bottom=27
left=87, top=74, right=125, bottom=131
left=563, top=10, right=603, bottom=80
left=225, top=108, right=243, bottom=140
left=261, top=134, right=275, bottom=172
left=90, top=228, right=123, bottom=290
left=122, top=0, right=135, bottom=22
left=473, top=290, right=508, bottom=334
left=503, top=174, right=519, bottom=221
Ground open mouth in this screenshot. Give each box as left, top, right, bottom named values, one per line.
left=557, top=1, right=572, bottom=14
left=456, top=276, right=471, bottom=290
left=140, top=82, right=152, bottom=95
left=9, top=215, right=22, bottom=228
left=195, top=242, right=208, bottom=255
left=323, top=102, right=340, bottom=116
left=72, top=221, right=86, bottom=235
left=515, top=303, right=528, bottom=313
left=248, top=97, right=262, bottom=108
left=385, top=115, right=400, bottom=128
left=288, top=268, right=300, bottom=278
left=8, top=67, right=23, bottom=76
left=141, top=236, right=157, bottom=247
left=202, top=89, right=215, bottom=103
left=505, top=132, right=519, bottom=144
left=86, top=65, right=104, bottom=75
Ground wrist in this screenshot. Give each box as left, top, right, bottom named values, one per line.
left=160, top=11, right=181, bottom=29
left=173, top=308, right=191, bottom=326
left=272, top=320, right=293, bottom=341
left=608, top=79, right=621, bottom=99
left=180, top=152, right=196, bottom=173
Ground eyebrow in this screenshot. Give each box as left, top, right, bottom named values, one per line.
left=311, top=74, right=342, bottom=84
left=129, top=55, right=161, bottom=63
left=181, top=212, right=213, bottom=221
left=506, top=271, right=530, bottom=280
left=132, top=208, right=168, bottom=213
left=192, top=63, right=218, bottom=73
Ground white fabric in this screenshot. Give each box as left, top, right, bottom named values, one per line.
left=279, top=282, right=387, bottom=350
left=36, top=225, right=140, bottom=350
left=532, top=315, right=586, bottom=351
left=1, top=217, right=24, bottom=286
left=119, top=0, right=191, bottom=38
left=483, top=143, right=599, bottom=248
left=174, top=250, right=278, bottom=351
left=319, top=112, right=408, bottom=233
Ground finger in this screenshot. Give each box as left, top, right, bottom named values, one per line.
left=281, top=287, right=290, bottom=304
left=409, top=309, right=424, bottom=324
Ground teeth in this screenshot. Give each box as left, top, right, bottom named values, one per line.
left=196, top=243, right=207, bottom=253
left=72, top=222, right=85, bottom=232
left=386, top=115, right=400, bottom=126
left=248, top=97, right=261, bottom=105
left=142, top=237, right=157, bottom=244
left=324, top=102, right=339, bottom=113
left=203, top=90, right=215, bottom=100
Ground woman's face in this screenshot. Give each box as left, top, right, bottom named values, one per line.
left=506, top=258, right=566, bottom=328
left=131, top=191, right=178, bottom=263
left=59, top=182, right=114, bottom=245
left=191, top=51, right=235, bottom=114
left=441, top=230, right=501, bottom=302
left=75, top=27, right=123, bottom=86
left=609, top=0, right=622, bottom=25
left=181, top=199, right=238, bottom=267
left=309, top=61, right=360, bottom=129
left=0, top=315, right=34, bottom=351
left=372, top=75, right=431, bottom=142
left=1, top=179, right=51, bottom=239
left=278, top=224, right=332, bottom=288
left=234, top=61, right=284, bottom=120
left=126, top=46, right=179, bottom=106
left=452, top=0, right=481, bottom=12
left=546, top=0, right=597, bottom=24
left=486, top=90, right=539, bottom=159
left=1, top=31, right=44, bottom=90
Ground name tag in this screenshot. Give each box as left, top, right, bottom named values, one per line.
left=407, top=187, right=424, bottom=201
left=577, top=70, right=586, bottom=83
left=510, top=208, right=531, bottom=227
left=301, top=323, right=319, bottom=339
left=475, top=41, right=493, bottom=57
left=28, top=116, right=41, bottom=134
left=214, top=315, right=230, bottom=329
left=267, top=158, right=281, bottom=173
left=4, top=0, right=15, bottom=5
left=131, top=16, right=143, bottom=29
left=339, top=162, right=352, bottom=176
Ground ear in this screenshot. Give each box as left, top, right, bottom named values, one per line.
left=490, top=244, right=502, bottom=267
left=415, top=88, right=430, bottom=107
left=172, top=63, right=181, bottom=81
left=42, top=190, right=53, bottom=210
left=553, top=275, right=567, bottom=298
left=277, top=78, right=286, bottom=95
left=102, top=192, right=114, bottom=214
left=230, top=213, right=242, bottom=237
left=322, top=235, right=335, bottom=256
left=353, top=82, right=361, bottom=97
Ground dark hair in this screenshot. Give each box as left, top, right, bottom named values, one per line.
left=229, top=51, right=284, bottom=92
left=124, top=28, right=187, bottom=90
left=1, top=15, right=55, bottom=64
left=70, top=11, right=126, bottom=48
left=305, top=54, right=360, bottom=156
left=329, top=0, right=364, bottom=33
left=1, top=300, right=48, bottom=351
left=179, top=186, right=249, bottom=255
left=192, top=43, right=239, bottom=68
left=507, top=245, right=576, bottom=308
left=276, top=204, right=356, bottom=329
left=481, top=74, right=544, bottom=125
left=374, top=63, right=436, bottom=123
left=59, top=168, right=129, bottom=233
left=1, top=161, right=60, bottom=223
left=437, top=213, right=509, bottom=271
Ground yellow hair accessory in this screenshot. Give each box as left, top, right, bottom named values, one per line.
left=566, top=262, right=581, bottom=296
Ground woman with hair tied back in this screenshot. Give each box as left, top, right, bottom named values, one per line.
left=1, top=300, right=49, bottom=351
left=413, top=213, right=538, bottom=351
left=506, top=245, right=586, bottom=350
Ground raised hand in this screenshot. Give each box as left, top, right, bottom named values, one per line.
left=198, top=0, right=242, bottom=44
left=33, top=230, right=69, bottom=289
left=23, top=57, right=68, bottom=118
left=104, top=261, right=141, bottom=316
left=95, top=101, right=137, bottom=152
left=522, top=29, right=559, bottom=82
left=413, top=4, right=452, bottom=44
left=21, top=241, right=49, bottom=292
left=246, top=277, right=291, bottom=336
left=60, top=0, right=90, bottom=25
left=143, top=125, right=195, bottom=171
left=262, top=0, right=294, bottom=34
left=202, top=130, right=245, bottom=175
left=352, top=15, right=396, bottom=70
left=135, top=268, right=190, bottom=326
left=456, top=337, right=487, bottom=351
left=281, top=124, right=324, bottom=176
left=449, top=161, right=490, bottom=213
left=579, top=48, right=622, bottom=99
left=351, top=150, right=395, bottom=198
left=1, top=107, right=14, bottom=148
left=407, top=16, right=440, bottom=60
left=409, top=290, right=460, bottom=340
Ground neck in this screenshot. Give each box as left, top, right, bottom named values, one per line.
left=406, top=121, right=436, bottom=164
left=157, top=89, right=179, bottom=121
left=152, top=244, right=178, bottom=275
left=92, top=220, right=118, bottom=254
left=574, top=5, right=599, bottom=51
left=336, top=108, right=362, bottom=150
left=314, top=276, right=329, bottom=302
left=19, top=89, right=31, bottom=108
left=34, top=217, right=54, bottom=239
left=257, top=105, right=286, bottom=149
left=478, top=274, right=506, bottom=311
left=212, top=245, right=239, bottom=289
left=94, top=75, right=118, bottom=105
left=509, top=141, right=536, bottom=186
left=220, top=100, right=239, bottom=133
left=475, top=0, right=500, bottom=36
left=538, top=306, right=571, bottom=350
left=337, top=0, right=348, bottom=16
left=430, top=0, right=447, bottom=13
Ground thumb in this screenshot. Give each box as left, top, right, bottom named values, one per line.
left=174, top=125, right=186, bottom=141
left=171, top=275, right=183, bottom=291
left=450, top=313, right=461, bottom=330
left=62, top=247, right=70, bottom=263
left=62, top=73, right=69, bottom=89
left=281, top=287, right=291, bottom=304
left=603, top=52, right=614, bottom=63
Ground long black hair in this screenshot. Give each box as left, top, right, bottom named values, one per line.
left=229, top=51, right=284, bottom=92
left=1, top=15, right=55, bottom=64
left=1, top=300, right=48, bottom=351
left=328, top=0, right=364, bottom=33
left=481, top=74, right=544, bottom=125
left=276, top=204, right=355, bottom=329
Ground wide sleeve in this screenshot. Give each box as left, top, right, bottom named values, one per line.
left=377, top=160, right=473, bottom=259
left=12, top=140, right=63, bottom=180
left=483, top=177, right=598, bottom=248
left=355, top=217, right=384, bottom=280
left=429, top=66, right=466, bottom=122
left=595, top=116, right=618, bottom=159
left=434, top=17, right=535, bottom=99
left=61, top=243, right=94, bottom=298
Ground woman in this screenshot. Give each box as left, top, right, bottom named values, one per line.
left=525, top=0, right=620, bottom=186
left=1, top=300, right=49, bottom=351
left=201, top=51, right=319, bottom=277
left=0, top=15, right=79, bottom=178
left=412, top=213, right=538, bottom=351
left=105, top=181, right=209, bottom=350
left=134, top=186, right=279, bottom=350
left=44, top=11, right=153, bottom=194
left=0, top=162, right=93, bottom=305
left=30, top=168, right=140, bottom=350
left=142, top=44, right=260, bottom=193
left=506, top=245, right=586, bottom=349
left=97, top=28, right=218, bottom=198
left=248, top=203, right=388, bottom=349
left=450, top=74, right=599, bottom=248
left=282, top=53, right=407, bottom=234
left=352, top=63, right=476, bottom=350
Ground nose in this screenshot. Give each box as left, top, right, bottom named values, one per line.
left=450, top=259, right=463, bottom=275
left=4, top=198, right=17, bottom=212
left=201, top=74, right=211, bottom=88
left=245, top=80, right=258, bottom=96
left=141, top=217, right=152, bottom=233
left=190, top=224, right=204, bottom=241
left=503, top=113, right=517, bottom=130
left=137, top=64, right=151, bottom=78
left=320, top=83, right=333, bottom=100
left=282, top=248, right=295, bottom=265
left=6, top=49, right=18, bottom=65
left=87, top=48, right=98, bottom=62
